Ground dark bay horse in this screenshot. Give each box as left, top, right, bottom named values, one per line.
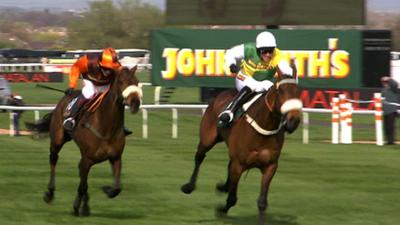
left=181, top=69, right=302, bottom=224
left=27, top=66, right=141, bottom=216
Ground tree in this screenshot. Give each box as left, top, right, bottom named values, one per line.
left=67, top=0, right=165, bottom=49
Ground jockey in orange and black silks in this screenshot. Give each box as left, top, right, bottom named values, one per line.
left=63, top=48, right=132, bottom=135
left=218, top=31, right=294, bottom=127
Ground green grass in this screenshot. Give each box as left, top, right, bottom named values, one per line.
left=0, top=122, right=399, bottom=225
left=1, top=76, right=400, bottom=225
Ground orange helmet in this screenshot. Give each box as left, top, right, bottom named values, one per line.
left=99, top=47, right=120, bottom=69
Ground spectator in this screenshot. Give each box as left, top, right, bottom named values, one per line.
left=8, top=94, right=25, bottom=136
left=381, top=76, right=400, bottom=145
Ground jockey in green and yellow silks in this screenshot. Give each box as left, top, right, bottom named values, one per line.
left=218, top=31, right=294, bottom=127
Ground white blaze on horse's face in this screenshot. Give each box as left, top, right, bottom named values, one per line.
left=122, top=85, right=143, bottom=102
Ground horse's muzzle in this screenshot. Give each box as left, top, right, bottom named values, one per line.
left=285, top=116, right=300, bottom=134
left=128, top=99, right=141, bottom=114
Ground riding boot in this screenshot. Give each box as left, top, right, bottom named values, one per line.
left=123, top=126, right=133, bottom=136
left=218, top=86, right=253, bottom=127
left=63, top=94, right=88, bottom=131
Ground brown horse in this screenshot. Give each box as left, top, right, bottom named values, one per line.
left=27, top=66, right=141, bottom=216
left=181, top=69, right=302, bottom=224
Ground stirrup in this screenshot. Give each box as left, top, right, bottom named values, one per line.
left=218, top=110, right=234, bottom=125
left=63, top=118, right=75, bottom=131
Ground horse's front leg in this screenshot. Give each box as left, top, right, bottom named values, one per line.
left=216, top=161, right=243, bottom=216
left=73, top=157, right=93, bottom=216
left=258, top=163, right=278, bottom=225
left=216, top=160, right=231, bottom=193
left=102, top=156, right=122, bottom=198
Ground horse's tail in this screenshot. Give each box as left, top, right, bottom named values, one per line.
left=25, top=112, right=52, bottom=133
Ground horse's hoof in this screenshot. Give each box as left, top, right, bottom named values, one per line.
left=43, top=191, right=54, bottom=203
left=102, top=185, right=121, bottom=198
left=181, top=183, right=195, bottom=194
left=216, top=182, right=228, bottom=193
left=72, top=208, right=80, bottom=216
left=215, top=205, right=228, bottom=217
left=80, top=205, right=90, bottom=216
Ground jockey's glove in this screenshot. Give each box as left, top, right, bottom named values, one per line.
left=65, top=88, right=74, bottom=96
left=229, top=64, right=239, bottom=74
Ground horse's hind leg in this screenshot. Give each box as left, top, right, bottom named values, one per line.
left=73, top=157, right=93, bottom=216
left=102, top=156, right=122, bottom=198
left=181, top=141, right=216, bottom=194
left=43, top=141, right=65, bottom=203
left=257, top=163, right=278, bottom=225
left=181, top=109, right=220, bottom=194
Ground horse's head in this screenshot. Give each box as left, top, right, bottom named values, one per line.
left=116, top=66, right=142, bottom=113
left=270, top=66, right=302, bottom=133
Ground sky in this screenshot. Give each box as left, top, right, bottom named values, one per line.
left=0, top=0, right=398, bottom=12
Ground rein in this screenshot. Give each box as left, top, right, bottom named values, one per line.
left=244, top=77, right=298, bottom=136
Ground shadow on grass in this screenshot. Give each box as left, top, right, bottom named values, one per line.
left=194, top=213, right=298, bottom=225
left=89, top=210, right=146, bottom=220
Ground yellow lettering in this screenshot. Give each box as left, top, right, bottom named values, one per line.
left=177, top=48, right=195, bottom=76
left=331, top=50, right=350, bottom=78
left=161, top=48, right=179, bottom=80
left=309, top=51, right=330, bottom=78
left=215, top=50, right=226, bottom=76
left=195, top=49, right=215, bottom=76
left=292, top=51, right=309, bottom=78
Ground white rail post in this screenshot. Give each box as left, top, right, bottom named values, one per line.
left=154, top=86, right=161, bottom=105
left=142, top=109, right=148, bottom=139
left=374, top=93, right=384, bottom=146
left=331, top=97, right=340, bottom=144
left=9, top=112, right=14, bottom=137
left=172, top=108, right=178, bottom=139
left=302, top=112, right=309, bottom=144
left=339, top=94, right=347, bottom=144
left=34, top=110, right=40, bottom=121
left=344, top=102, right=353, bottom=144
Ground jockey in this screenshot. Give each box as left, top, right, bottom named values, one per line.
left=63, top=47, right=132, bottom=135
left=218, top=31, right=293, bottom=127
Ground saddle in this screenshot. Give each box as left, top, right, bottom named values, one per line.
left=63, top=90, right=108, bottom=120
left=232, top=93, right=263, bottom=122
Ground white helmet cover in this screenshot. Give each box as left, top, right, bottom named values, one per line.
left=256, top=31, right=277, bottom=48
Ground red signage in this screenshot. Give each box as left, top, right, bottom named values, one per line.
left=300, top=88, right=380, bottom=110
left=0, top=72, right=64, bottom=83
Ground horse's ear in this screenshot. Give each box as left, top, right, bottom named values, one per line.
left=130, top=65, right=138, bottom=74
left=290, top=58, right=297, bottom=79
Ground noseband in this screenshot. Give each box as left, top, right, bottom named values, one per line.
left=122, top=85, right=143, bottom=102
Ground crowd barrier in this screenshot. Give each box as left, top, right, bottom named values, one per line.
left=0, top=96, right=396, bottom=145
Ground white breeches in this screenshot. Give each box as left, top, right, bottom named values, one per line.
left=235, top=72, right=274, bottom=92
left=81, top=79, right=110, bottom=99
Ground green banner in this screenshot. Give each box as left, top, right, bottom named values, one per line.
left=151, top=29, right=362, bottom=88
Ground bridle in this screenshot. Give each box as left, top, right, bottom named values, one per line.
left=245, top=76, right=301, bottom=136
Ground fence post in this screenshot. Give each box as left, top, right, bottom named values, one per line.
left=9, top=112, right=14, bottom=137
left=34, top=110, right=40, bottom=121
left=172, top=108, right=178, bottom=139
left=331, top=97, right=339, bottom=144
left=345, top=102, right=353, bottom=144
left=142, top=109, right=148, bottom=139
left=339, top=94, right=347, bottom=144
left=302, top=112, right=309, bottom=144
left=374, top=93, right=384, bottom=146
left=154, top=86, right=161, bottom=105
